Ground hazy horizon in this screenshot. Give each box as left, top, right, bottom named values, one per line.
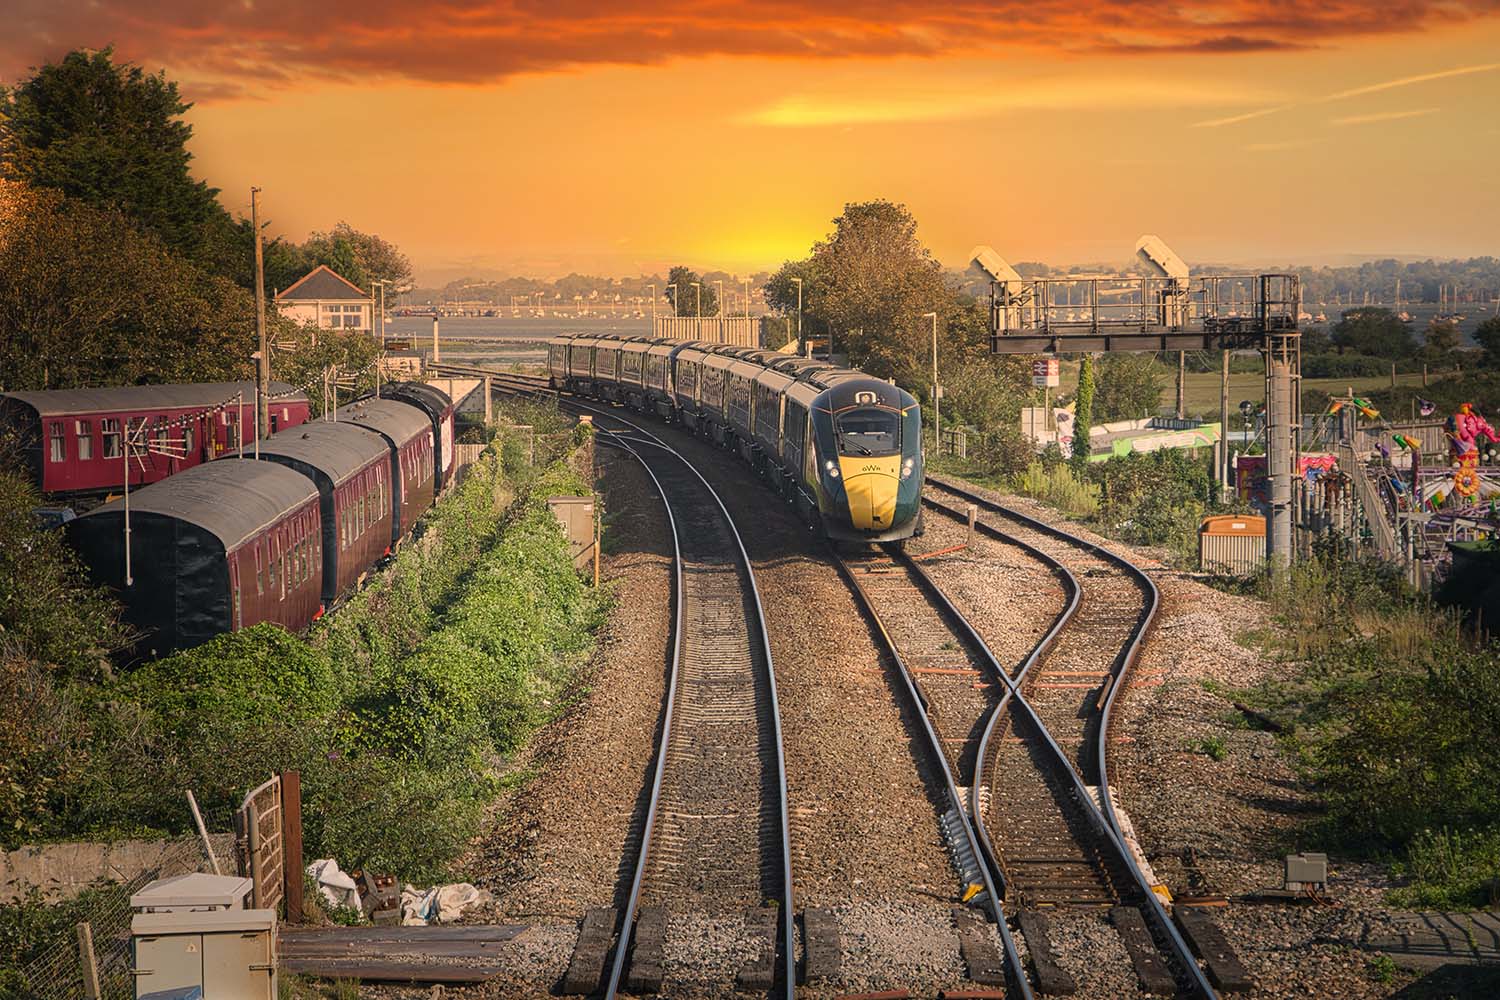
left=7, top=3, right=1498, bottom=285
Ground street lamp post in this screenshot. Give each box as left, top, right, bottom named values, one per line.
left=923, top=311, right=940, bottom=452
left=370, top=279, right=389, bottom=399
left=791, top=277, right=803, bottom=355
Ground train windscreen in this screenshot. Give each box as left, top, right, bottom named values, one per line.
left=835, top=408, right=901, bottom=456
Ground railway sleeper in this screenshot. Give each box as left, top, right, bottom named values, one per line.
left=1016, top=910, right=1078, bottom=996
left=624, top=905, right=668, bottom=994
left=1110, top=905, right=1179, bottom=996
left=738, top=906, right=780, bottom=991
left=951, top=906, right=1007, bottom=986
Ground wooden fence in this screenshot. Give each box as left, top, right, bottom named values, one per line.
left=235, top=775, right=284, bottom=914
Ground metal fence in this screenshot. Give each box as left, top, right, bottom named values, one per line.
left=236, top=776, right=284, bottom=915
left=651, top=315, right=763, bottom=347
left=10, top=808, right=235, bottom=1000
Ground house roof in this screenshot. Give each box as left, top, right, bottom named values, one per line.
left=275, top=265, right=371, bottom=303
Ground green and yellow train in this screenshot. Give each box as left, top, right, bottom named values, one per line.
left=547, top=334, right=924, bottom=543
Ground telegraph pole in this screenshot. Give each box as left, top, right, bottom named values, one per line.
left=252, top=187, right=270, bottom=441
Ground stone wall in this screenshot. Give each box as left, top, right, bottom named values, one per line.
left=1, top=834, right=235, bottom=903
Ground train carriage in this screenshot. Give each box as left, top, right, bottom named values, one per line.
left=643, top=342, right=676, bottom=419
left=335, top=398, right=436, bottom=545
left=254, top=421, right=393, bottom=606
left=368, top=382, right=455, bottom=491
left=65, top=459, right=323, bottom=658
left=0, top=381, right=309, bottom=497
left=614, top=338, right=651, bottom=410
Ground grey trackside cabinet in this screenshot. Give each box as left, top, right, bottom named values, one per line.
left=131, top=874, right=276, bottom=999
left=547, top=494, right=597, bottom=573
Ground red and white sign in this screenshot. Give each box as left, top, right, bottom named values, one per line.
left=1032, top=358, right=1060, bottom=388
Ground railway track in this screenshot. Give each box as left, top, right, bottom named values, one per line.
left=578, top=403, right=795, bottom=999
left=911, top=475, right=1221, bottom=998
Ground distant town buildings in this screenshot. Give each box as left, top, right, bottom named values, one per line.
left=275, top=265, right=372, bottom=332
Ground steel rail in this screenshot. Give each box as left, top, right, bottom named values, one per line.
left=829, top=549, right=1035, bottom=1000
left=581, top=401, right=795, bottom=1000
left=922, top=476, right=1218, bottom=1000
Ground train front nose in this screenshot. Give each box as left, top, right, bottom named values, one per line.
left=838, top=456, right=900, bottom=531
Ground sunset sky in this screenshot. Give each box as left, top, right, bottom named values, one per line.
left=5, top=2, right=1499, bottom=283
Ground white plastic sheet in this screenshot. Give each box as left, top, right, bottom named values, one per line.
left=306, top=858, right=361, bottom=912
left=398, top=882, right=491, bottom=925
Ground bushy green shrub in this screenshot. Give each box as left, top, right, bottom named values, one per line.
left=1010, top=462, right=1099, bottom=518
left=1238, top=549, right=1500, bottom=906
left=0, top=470, right=128, bottom=679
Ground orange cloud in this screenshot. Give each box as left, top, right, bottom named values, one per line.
left=4, top=1, right=1498, bottom=98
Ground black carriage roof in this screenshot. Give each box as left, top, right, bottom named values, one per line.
left=76, top=459, right=317, bottom=550
left=334, top=398, right=432, bottom=446
left=0, top=381, right=304, bottom=417
left=256, top=420, right=389, bottom=487
left=370, top=381, right=453, bottom=412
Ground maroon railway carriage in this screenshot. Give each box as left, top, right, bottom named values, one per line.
left=65, top=459, right=322, bottom=658
left=254, top=420, right=393, bottom=607
left=368, top=382, right=456, bottom=491
left=0, top=381, right=310, bottom=497
left=334, top=398, right=436, bottom=544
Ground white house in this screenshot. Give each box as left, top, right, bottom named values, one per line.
left=275, top=265, right=372, bottom=332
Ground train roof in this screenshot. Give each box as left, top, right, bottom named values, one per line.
left=75, top=459, right=316, bottom=551
left=256, top=419, right=389, bottom=487
left=370, top=381, right=453, bottom=413
left=0, top=381, right=304, bottom=417
left=334, top=397, right=432, bottom=446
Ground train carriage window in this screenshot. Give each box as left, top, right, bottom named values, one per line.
left=233, top=580, right=241, bottom=630
left=268, top=537, right=277, bottom=589
left=75, top=420, right=93, bottom=460
left=48, top=423, right=65, bottom=463
left=101, top=419, right=121, bottom=458
left=183, top=424, right=194, bottom=455
left=255, top=543, right=264, bottom=596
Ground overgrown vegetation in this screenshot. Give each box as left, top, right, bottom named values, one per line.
left=1005, top=448, right=1228, bottom=566
left=1, top=411, right=604, bottom=883
left=1232, top=550, right=1500, bottom=907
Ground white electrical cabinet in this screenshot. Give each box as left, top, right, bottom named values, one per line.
left=131, top=874, right=276, bottom=999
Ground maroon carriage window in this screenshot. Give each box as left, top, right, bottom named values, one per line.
left=101, top=419, right=122, bottom=459
left=75, top=420, right=93, bottom=461
left=48, top=423, right=66, bottom=463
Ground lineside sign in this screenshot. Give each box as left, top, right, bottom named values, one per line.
left=1032, top=358, right=1060, bottom=388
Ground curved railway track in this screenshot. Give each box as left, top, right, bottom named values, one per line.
left=463, top=364, right=1221, bottom=997
left=580, top=403, right=796, bottom=999
left=914, top=475, right=1218, bottom=999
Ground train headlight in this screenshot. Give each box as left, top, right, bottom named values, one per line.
left=824, top=460, right=840, bottom=479
left=901, top=457, right=915, bottom=480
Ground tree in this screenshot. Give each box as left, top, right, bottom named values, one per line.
left=1331, top=308, right=1417, bottom=358
left=663, top=266, right=718, bottom=317
left=1071, top=354, right=1096, bottom=475
left=1474, top=317, right=1500, bottom=370
left=1094, top=354, right=1166, bottom=421
left=305, top=222, right=413, bottom=294
left=0, top=180, right=258, bottom=391
left=0, top=49, right=233, bottom=270
left=1422, top=320, right=1461, bottom=367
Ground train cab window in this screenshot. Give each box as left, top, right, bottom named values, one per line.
left=836, top=408, right=901, bottom=456
left=75, top=420, right=93, bottom=460
left=48, top=423, right=66, bottom=463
